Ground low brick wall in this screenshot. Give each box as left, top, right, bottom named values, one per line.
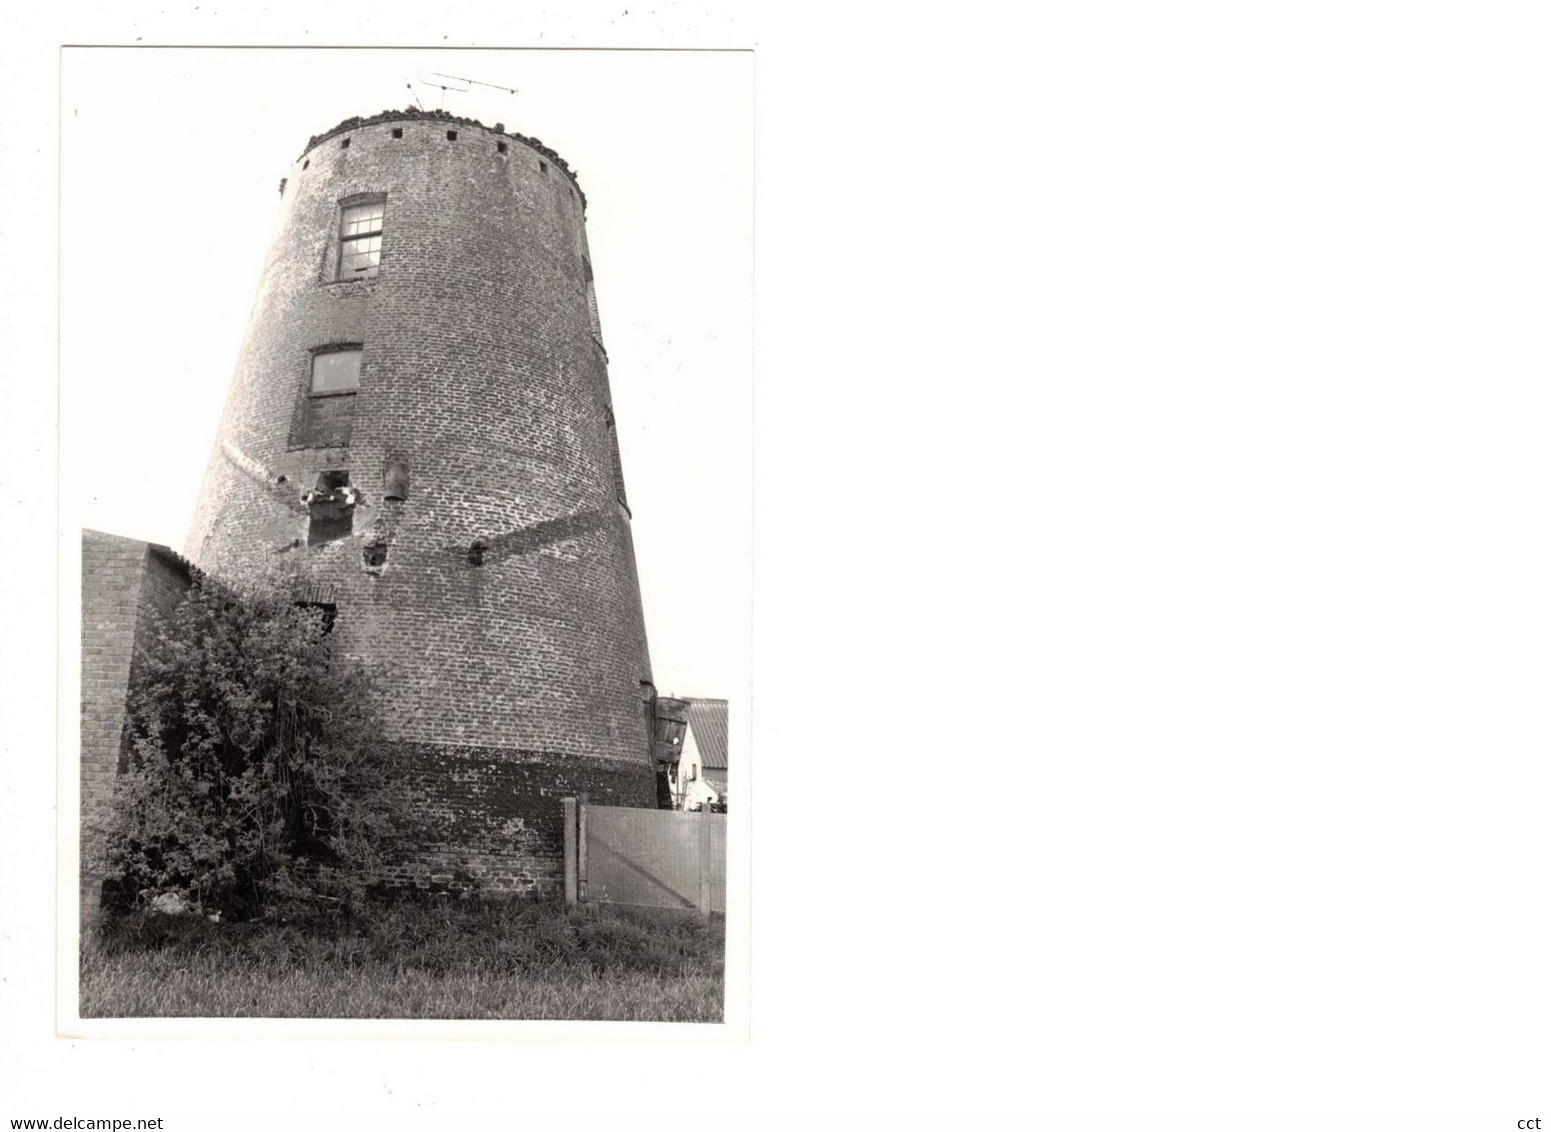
left=80, top=531, right=195, bottom=928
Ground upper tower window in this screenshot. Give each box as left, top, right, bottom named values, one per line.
left=337, top=199, right=384, bottom=280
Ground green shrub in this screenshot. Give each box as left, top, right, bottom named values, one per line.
left=88, top=575, right=422, bottom=921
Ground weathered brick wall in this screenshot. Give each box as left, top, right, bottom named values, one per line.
left=79, top=531, right=194, bottom=926
left=388, top=744, right=656, bottom=897
left=182, top=111, right=657, bottom=890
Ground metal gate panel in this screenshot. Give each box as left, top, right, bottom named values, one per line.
left=583, top=805, right=726, bottom=913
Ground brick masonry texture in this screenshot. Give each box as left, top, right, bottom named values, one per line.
left=387, top=744, right=656, bottom=897
left=179, top=113, right=657, bottom=895
left=80, top=532, right=195, bottom=925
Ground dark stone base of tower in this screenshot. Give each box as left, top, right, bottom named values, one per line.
left=389, top=744, right=655, bottom=897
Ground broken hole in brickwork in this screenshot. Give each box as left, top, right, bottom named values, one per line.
left=275, top=474, right=288, bottom=485
left=306, top=470, right=355, bottom=546
left=363, top=541, right=388, bottom=568
left=468, top=540, right=487, bottom=566
left=296, top=601, right=337, bottom=635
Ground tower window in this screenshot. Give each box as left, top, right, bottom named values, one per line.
left=336, top=198, right=385, bottom=280
left=447, top=130, right=458, bottom=141
left=291, top=347, right=361, bottom=448
left=340, top=137, right=351, bottom=149
left=391, top=127, right=403, bottom=139
left=296, top=601, right=337, bottom=634
left=310, top=348, right=361, bottom=393
left=497, top=141, right=507, bottom=155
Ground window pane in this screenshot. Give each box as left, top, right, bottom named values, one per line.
left=341, top=202, right=384, bottom=236
left=341, top=236, right=382, bottom=275
left=311, top=350, right=361, bottom=392
left=341, top=250, right=379, bottom=275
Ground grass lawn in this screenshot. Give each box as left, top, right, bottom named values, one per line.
left=80, top=899, right=724, bottom=1022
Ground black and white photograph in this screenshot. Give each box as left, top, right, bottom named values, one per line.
left=7, top=1, right=1551, bottom=1127
left=60, top=46, right=751, bottom=1028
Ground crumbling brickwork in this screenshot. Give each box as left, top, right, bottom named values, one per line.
left=181, top=111, right=656, bottom=894
left=80, top=532, right=195, bottom=924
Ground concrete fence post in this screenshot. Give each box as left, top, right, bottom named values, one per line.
left=562, top=797, right=578, bottom=906
left=577, top=792, right=589, bottom=904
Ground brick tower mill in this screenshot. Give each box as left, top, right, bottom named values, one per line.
left=182, top=109, right=660, bottom=895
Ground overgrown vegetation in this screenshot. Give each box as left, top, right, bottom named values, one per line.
left=79, top=899, right=725, bottom=1022
left=88, top=576, right=421, bottom=921
left=80, top=577, right=723, bottom=1023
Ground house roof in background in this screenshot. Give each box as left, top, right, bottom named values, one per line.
left=685, top=698, right=728, bottom=770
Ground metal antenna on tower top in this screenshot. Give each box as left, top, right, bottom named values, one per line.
left=416, top=72, right=518, bottom=111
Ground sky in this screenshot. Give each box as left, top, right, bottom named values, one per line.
left=59, top=47, right=752, bottom=699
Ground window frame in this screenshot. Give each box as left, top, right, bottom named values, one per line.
left=334, top=194, right=386, bottom=282
left=288, top=345, right=363, bottom=449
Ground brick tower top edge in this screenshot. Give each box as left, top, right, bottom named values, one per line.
left=184, top=109, right=655, bottom=769
left=296, top=107, right=588, bottom=210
